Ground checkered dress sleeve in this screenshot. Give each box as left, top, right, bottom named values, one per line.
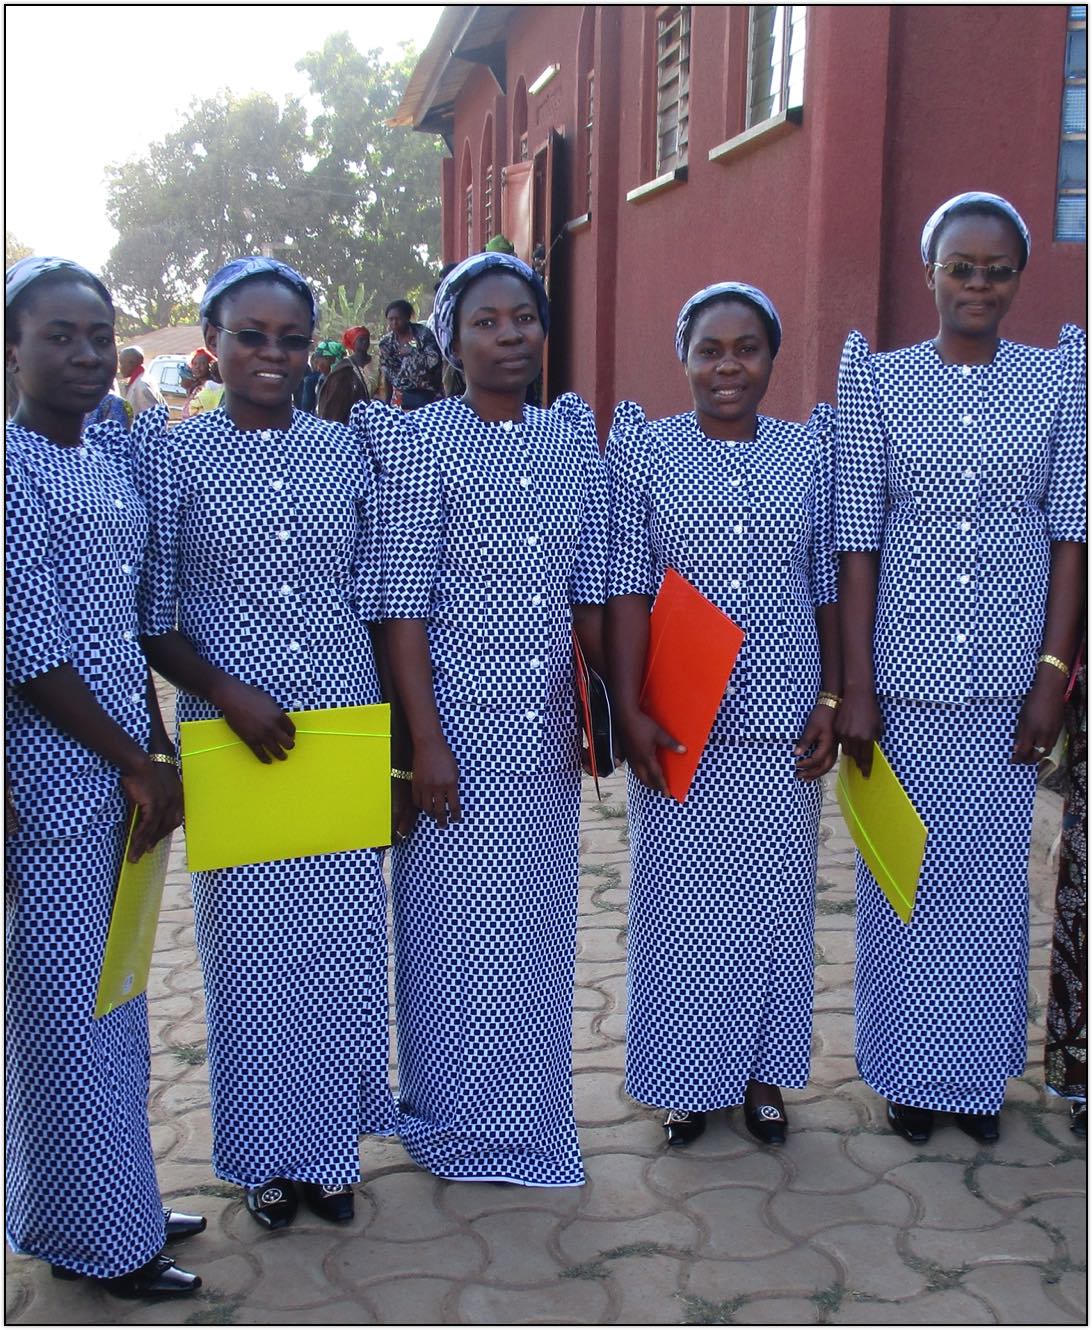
left=363, top=399, right=443, bottom=620
left=133, top=410, right=182, bottom=638
left=551, top=392, right=608, bottom=605
left=806, top=402, right=839, bottom=607
left=1045, top=323, right=1087, bottom=544
left=834, top=330, right=886, bottom=553
left=605, top=399, right=655, bottom=598
left=5, top=445, right=71, bottom=684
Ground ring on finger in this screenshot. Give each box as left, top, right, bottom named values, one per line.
left=1033, top=744, right=1049, bottom=755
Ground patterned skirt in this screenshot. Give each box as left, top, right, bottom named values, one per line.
left=625, top=740, right=822, bottom=1111
left=855, top=699, right=1037, bottom=1113
left=6, top=822, right=166, bottom=1277
left=192, top=848, right=394, bottom=1188
left=392, top=769, right=584, bottom=1186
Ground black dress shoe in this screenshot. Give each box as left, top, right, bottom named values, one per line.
left=245, top=1178, right=298, bottom=1230
left=163, top=1208, right=206, bottom=1240
left=744, top=1101, right=788, bottom=1145
left=954, top=1111, right=1000, bottom=1143
left=663, top=1108, right=706, bottom=1147
left=299, top=1182, right=355, bottom=1223
left=51, top=1251, right=201, bottom=1299
left=887, top=1100, right=934, bottom=1143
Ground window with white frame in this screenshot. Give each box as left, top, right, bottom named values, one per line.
left=1056, top=5, right=1087, bottom=241
left=656, top=6, right=690, bottom=174
left=747, top=6, right=806, bottom=127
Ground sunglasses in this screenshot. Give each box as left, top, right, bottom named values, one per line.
left=931, top=261, right=1019, bottom=284
left=213, top=324, right=314, bottom=352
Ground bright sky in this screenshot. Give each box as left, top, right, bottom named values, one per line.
left=5, top=4, right=443, bottom=272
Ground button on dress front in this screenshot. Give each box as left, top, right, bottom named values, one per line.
left=607, top=403, right=838, bottom=1111
left=356, top=393, right=607, bottom=1186
left=6, top=419, right=167, bottom=1278
left=835, top=325, right=1086, bottom=1112
left=136, top=406, right=395, bottom=1187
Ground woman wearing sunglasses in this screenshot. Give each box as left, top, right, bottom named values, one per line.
left=836, top=192, right=1086, bottom=1146
left=135, top=258, right=397, bottom=1231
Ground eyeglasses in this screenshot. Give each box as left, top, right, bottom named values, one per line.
left=931, top=261, right=1019, bottom=284
left=213, top=324, right=314, bottom=352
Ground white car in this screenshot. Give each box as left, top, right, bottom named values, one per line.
left=144, top=354, right=190, bottom=422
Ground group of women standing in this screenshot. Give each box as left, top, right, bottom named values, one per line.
left=5, top=189, right=1084, bottom=1302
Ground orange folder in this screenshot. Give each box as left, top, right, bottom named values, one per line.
left=639, top=567, right=745, bottom=803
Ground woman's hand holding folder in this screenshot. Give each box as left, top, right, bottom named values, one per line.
left=213, top=678, right=297, bottom=765
left=615, top=705, right=686, bottom=797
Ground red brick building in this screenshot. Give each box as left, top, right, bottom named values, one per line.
left=395, top=5, right=1087, bottom=431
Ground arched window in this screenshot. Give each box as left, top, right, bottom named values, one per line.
left=459, top=141, right=474, bottom=259
left=480, top=115, right=495, bottom=246
left=512, top=77, right=529, bottom=163
left=576, top=8, right=596, bottom=216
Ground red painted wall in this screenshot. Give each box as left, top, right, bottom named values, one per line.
left=438, top=4, right=1085, bottom=435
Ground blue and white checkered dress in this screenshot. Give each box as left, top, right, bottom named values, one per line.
left=136, top=406, right=395, bottom=1188
left=607, top=402, right=838, bottom=1111
left=6, top=419, right=167, bottom=1278
left=357, top=393, right=608, bottom=1186
left=835, top=325, right=1087, bottom=1113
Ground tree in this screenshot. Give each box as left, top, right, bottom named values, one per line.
left=6, top=230, right=33, bottom=268
left=294, top=36, right=443, bottom=311
left=101, top=36, right=442, bottom=331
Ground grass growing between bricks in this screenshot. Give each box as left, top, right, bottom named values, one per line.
left=677, top=1293, right=747, bottom=1324
left=171, top=1043, right=207, bottom=1066
left=184, top=1295, right=244, bottom=1325
left=560, top=1242, right=679, bottom=1280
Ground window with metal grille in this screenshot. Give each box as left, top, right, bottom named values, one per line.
left=465, top=185, right=474, bottom=258
left=1056, top=5, right=1087, bottom=241
left=519, top=134, right=529, bottom=163
left=483, top=166, right=494, bottom=243
left=747, top=5, right=806, bottom=127
left=585, top=71, right=596, bottom=214
left=656, top=6, right=690, bottom=174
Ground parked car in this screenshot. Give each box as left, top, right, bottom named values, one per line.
left=145, top=354, right=190, bottom=422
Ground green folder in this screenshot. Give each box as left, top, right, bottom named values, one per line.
left=835, top=744, right=928, bottom=924
left=179, top=704, right=391, bottom=872
left=95, top=809, right=172, bottom=1018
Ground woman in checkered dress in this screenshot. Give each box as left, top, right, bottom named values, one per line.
left=5, top=257, right=201, bottom=1298
left=606, top=283, right=840, bottom=1148
left=355, top=252, right=607, bottom=1186
left=136, top=258, right=396, bottom=1229
left=836, top=193, right=1086, bottom=1145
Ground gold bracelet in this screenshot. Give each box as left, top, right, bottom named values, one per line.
left=149, top=752, right=177, bottom=766
left=816, top=692, right=842, bottom=709
left=390, top=767, right=414, bottom=782
left=1038, top=654, right=1069, bottom=677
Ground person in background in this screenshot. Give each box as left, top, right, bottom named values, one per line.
left=317, top=327, right=372, bottom=424
left=378, top=299, right=442, bottom=410
left=117, top=345, right=165, bottom=417
left=135, top=256, right=397, bottom=1234
left=836, top=191, right=1086, bottom=1146
left=606, top=283, right=839, bottom=1148
left=84, top=388, right=132, bottom=430
left=298, top=348, right=330, bottom=413
left=180, top=347, right=223, bottom=420
left=428, top=265, right=465, bottom=399
left=355, top=250, right=607, bottom=1186
left=1045, top=642, right=1086, bottom=1136
left=5, top=255, right=201, bottom=1300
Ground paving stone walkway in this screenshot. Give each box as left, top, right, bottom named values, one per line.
left=6, top=721, right=1086, bottom=1325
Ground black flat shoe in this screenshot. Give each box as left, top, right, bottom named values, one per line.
left=744, top=1101, right=788, bottom=1145
left=299, top=1182, right=355, bottom=1223
left=245, top=1178, right=298, bottom=1230
left=663, top=1108, right=706, bottom=1147
left=887, top=1100, right=934, bottom=1144
left=954, top=1111, right=1000, bottom=1143
left=163, top=1208, right=206, bottom=1240
left=51, top=1251, right=201, bottom=1300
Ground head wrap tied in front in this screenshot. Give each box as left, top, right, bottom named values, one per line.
left=315, top=340, right=346, bottom=362
left=342, top=326, right=369, bottom=351
left=675, top=282, right=783, bottom=361
left=199, top=256, right=318, bottom=326
left=6, top=255, right=112, bottom=309
left=919, top=191, right=1031, bottom=268
left=432, top=251, right=549, bottom=367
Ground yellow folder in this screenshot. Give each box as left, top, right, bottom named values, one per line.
left=95, top=810, right=172, bottom=1018
left=179, top=704, right=391, bottom=872
left=834, top=744, right=928, bottom=925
